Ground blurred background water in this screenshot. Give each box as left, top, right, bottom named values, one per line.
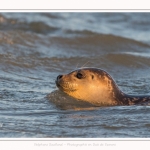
left=0, top=12, right=150, bottom=137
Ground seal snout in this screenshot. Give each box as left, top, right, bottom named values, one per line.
left=56, top=74, right=63, bottom=87
left=57, top=75, right=63, bottom=80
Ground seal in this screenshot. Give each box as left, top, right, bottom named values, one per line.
left=55, top=67, right=150, bottom=106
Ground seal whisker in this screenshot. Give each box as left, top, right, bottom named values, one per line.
left=80, top=61, right=90, bottom=68
left=75, top=63, right=79, bottom=69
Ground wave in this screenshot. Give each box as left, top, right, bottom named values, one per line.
left=1, top=52, right=150, bottom=73
left=50, top=32, right=150, bottom=53
left=0, top=14, right=59, bottom=34
left=105, top=52, right=150, bottom=68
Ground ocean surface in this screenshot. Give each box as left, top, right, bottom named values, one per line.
left=0, top=12, right=150, bottom=138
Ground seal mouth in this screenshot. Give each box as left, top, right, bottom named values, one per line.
left=55, top=80, right=66, bottom=93
left=55, top=78, right=77, bottom=92
left=55, top=79, right=60, bottom=87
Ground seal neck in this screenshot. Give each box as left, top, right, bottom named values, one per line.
left=118, top=92, right=150, bottom=105
left=107, top=77, right=150, bottom=105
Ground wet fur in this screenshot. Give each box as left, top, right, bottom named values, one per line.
left=56, top=68, right=150, bottom=106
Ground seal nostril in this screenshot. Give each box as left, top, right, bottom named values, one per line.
left=57, top=75, right=63, bottom=80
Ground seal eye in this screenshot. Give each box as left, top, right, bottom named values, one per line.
left=91, top=75, right=94, bottom=79
left=76, top=72, right=84, bottom=79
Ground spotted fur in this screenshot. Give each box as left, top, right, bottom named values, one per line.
left=56, top=68, right=150, bottom=106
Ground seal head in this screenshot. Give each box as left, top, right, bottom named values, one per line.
left=56, top=68, right=150, bottom=106
left=56, top=68, right=124, bottom=106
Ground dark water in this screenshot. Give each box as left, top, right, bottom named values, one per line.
left=0, top=13, right=150, bottom=138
